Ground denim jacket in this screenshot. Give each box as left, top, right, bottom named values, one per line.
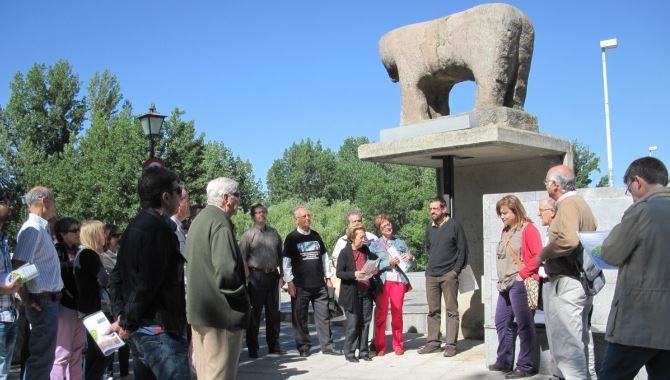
left=368, top=236, right=413, bottom=285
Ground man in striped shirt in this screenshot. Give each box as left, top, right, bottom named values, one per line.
left=13, top=186, right=64, bottom=379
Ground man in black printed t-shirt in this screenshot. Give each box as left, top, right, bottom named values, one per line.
left=283, top=206, right=342, bottom=357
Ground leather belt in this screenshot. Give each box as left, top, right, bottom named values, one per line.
left=249, top=267, right=278, bottom=274
left=30, top=291, right=62, bottom=302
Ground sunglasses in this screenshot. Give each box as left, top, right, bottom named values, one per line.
left=0, top=199, right=13, bottom=206
left=229, top=191, right=240, bottom=198
left=68, top=228, right=80, bottom=234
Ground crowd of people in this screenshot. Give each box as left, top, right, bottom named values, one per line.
left=0, top=156, right=667, bottom=380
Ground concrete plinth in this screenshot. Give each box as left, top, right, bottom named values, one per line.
left=358, top=111, right=571, bottom=340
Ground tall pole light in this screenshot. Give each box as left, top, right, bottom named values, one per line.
left=600, top=38, right=618, bottom=187
left=138, top=103, right=166, bottom=158
left=649, top=146, right=658, bottom=157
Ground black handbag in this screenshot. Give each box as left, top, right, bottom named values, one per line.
left=327, top=287, right=345, bottom=320
left=368, top=274, right=384, bottom=297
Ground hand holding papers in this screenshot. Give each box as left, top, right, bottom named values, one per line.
left=578, top=231, right=617, bottom=270
left=83, top=311, right=126, bottom=356
left=386, top=245, right=411, bottom=273
left=361, top=258, right=380, bottom=280
left=5, top=263, right=39, bottom=285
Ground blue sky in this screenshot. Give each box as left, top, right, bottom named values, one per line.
left=2, top=1, right=669, bottom=187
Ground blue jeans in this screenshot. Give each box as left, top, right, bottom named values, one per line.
left=0, top=321, right=17, bottom=380
left=599, top=342, right=670, bottom=380
left=128, top=333, right=190, bottom=380
left=24, top=296, right=60, bottom=380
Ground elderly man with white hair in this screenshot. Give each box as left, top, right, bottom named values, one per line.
left=186, top=177, right=250, bottom=380
left=13, top=186, right=63, bottom=379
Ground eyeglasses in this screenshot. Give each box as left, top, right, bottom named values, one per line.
left=68, top=228, right=80, bottom=234
left=625, top=177, right=638, bottom=197
left=0, top=199, right=13, bottom=206
left=254, top=210, right=267, bottom=215
left=296, top=214, right=311, bottom=219
left=229, top=192, right=240, bottom=198
left=350, top=219, right=362, bottom=223
left=538, top=208, right=554, bottom=213
left=544, top=179, right=554, bottom=187
left=111, top=233, right=122, bottom=238
left=171, top=186, right=183, bottom=195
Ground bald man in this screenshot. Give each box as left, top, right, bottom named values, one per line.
left=539, top=165, right=597, bottom=379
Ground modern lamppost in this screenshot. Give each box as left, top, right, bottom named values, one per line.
left=649, top=146, right=658, bottom=157
left=138, top=103, right=166, bottom=159
left=600, top=38, right=618, bottom=187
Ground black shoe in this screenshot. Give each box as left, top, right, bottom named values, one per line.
left=269, top=347, right=287, bottom=355
left=360, top=355, right=372, bottom=361
left=299, top=350, right=311, bottom=357
left=417, top=344, right=442, bottom=354
left=505, top=370, right=534, bottom=379
left=488, top=364, right=512, bottom=373
left=346, top=356, right=359, bottom=363
left=322, top=349, right=343, bottom=356
left=248, top=351, right=259, bottom=359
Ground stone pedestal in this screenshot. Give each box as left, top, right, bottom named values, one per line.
left=358, top=109, right=571, bottom=339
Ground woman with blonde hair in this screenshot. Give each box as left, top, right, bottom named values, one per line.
left=75, top=220, right=112, bottom=380
left=489, top=195, right=541, bottom=379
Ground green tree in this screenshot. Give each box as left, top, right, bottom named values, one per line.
left=5, top=60, right=86, bottom=157
left=201, top=141, right=264, bottom=211
left=158, top=109, right=206, bottom=199
left=88, top=69, right=122, bottom=119
left=267, top=139, right=336, bottom=203
left=326, top=136, right=384, bottom=202
left=50, top=106, right=146, bottom=224
left=572, top=140, right=602, bottom=188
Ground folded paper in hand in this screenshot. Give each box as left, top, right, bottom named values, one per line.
left=5, top=263, right=39, bottom=284
left=362, top=258, right=380, bottom=280
left=82, top=311, right=126, bottom=356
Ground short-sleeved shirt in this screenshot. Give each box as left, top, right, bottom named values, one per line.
left=14, top=213, right=64, bottom=293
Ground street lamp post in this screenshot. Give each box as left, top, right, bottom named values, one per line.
left=138, top=104, right=166, bottom=159
left=600, top=38, right=618, bottom=187
left=649, top=146, right=658, bottom=157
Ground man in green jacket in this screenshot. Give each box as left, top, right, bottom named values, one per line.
left=186, top=177, right=250, bottom=380
left=600, top=157, right=670, bottom=379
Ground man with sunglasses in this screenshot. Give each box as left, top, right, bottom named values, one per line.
left=600, top=157, right=670, bottom=379
left=0, top=182, right=22, bottom=380
left=108, top=166, right=189, bottom=379
left=13, top=186, right=63, bottom=379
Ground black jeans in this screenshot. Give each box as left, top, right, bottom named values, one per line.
left=343, top=293, right=373, bottom=359
left=291, top=285, right=335, bottom=353
left=246, top=271, right=281, bottom=353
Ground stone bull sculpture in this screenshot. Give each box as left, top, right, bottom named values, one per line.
left=380, top=3, right=534, bottom=126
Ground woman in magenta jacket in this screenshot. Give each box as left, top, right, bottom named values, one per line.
left=489, top=195, right=541, bottom=379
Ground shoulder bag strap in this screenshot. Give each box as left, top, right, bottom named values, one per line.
left=504, top=240, right=524, bottom=271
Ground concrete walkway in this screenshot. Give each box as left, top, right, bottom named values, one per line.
left=238, top=323, right=546, bottom=380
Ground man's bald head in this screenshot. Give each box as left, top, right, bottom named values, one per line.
left=545, top=164, right=576, bottom=200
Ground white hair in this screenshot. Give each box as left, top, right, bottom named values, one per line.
left=24, top=186, right=53, bottom=207
left=206, top=177, right=239, bottom=206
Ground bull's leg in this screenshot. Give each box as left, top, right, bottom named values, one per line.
left=399, top=79, right=430, bottom=126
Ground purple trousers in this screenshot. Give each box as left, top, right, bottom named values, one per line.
left=494, top=280, right=537, bottom=373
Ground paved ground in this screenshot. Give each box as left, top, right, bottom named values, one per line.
left=9, top=322, right=546, bottom=380
left=237, top=323, right=547, bottom=380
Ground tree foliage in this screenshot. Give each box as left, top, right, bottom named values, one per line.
left=88, top=69, right=122, bottom=120
left=5, top=60, right=86, bottom=157
left=572, top=140, right=604, bottom=188
left=267, top=139, right=336, bottom=203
